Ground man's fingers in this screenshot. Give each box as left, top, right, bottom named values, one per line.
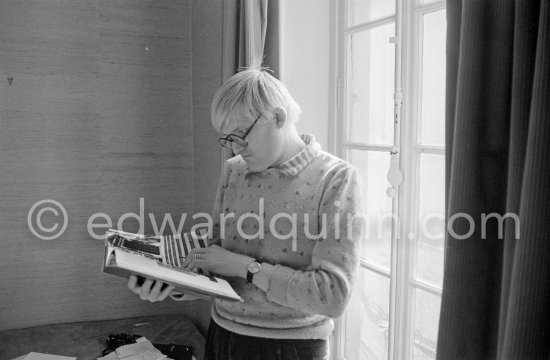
left=128, top=275, right=138, bottom=291
left=182, top=249, right=198, bottom=268
left=157, top=285, right=175, bottom=301
left=148, top=280, right=164, bottom=300
left=128, top=275, right=173, bottom=303
left=128, top=275, right=143, bottom=294
left=183, top=249, right=210, bottom=270
left=183, top=257, right=199, bottom=269
left=139, top=279, right=154, bottom=300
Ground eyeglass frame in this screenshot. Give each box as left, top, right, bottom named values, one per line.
left=218, top=113, right=262, bottom=149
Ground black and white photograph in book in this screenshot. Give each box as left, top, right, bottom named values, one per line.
left=1, top=1, right=549, bottom=360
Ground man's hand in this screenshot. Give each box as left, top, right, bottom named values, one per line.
left=182, top=245, right=253, bottom=279
left=127, top=274, right=174, bottom=303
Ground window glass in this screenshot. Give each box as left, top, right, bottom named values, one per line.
left=346, top=268, right=391, bottom=360
left=415, top=153, right=445, bottom=287
left=347, top=23, right=395, bottom=145
left=347, top=149, right=393, bottom=270
left=413, top=289, right=441, bottom=360
left=348, top=0, right=396, bottom=26
left=420, top=10, right=446, bottom=146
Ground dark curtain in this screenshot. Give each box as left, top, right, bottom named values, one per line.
left=437, top=0, right=550, bottom=359
left=221, top=0, right=269, bottom=81
left=220, top=0, right=271, bottom=162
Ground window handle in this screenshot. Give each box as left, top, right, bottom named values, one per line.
left=387, top=150, right=403, bottom=198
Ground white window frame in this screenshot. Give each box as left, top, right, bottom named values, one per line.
left=329, top=1, right=447, bottom=359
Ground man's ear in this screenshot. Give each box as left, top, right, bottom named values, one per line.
left=273, top=107, right=287, bottom=129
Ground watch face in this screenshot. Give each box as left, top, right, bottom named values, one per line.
left=247, top=261, right=261, bottom=273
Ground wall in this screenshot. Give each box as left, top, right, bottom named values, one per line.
left=0, top=0, right=221, bottom=331
left=192, top=0, right=223, bottom=215
left=279, top=0, right=331, bottom=150
left=190, top=0, right=224, bottom=334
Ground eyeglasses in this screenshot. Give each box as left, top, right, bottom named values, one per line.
left=218, top=113, right=262, bottom=149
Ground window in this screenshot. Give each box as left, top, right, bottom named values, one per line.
left=330, top=0, right=447, bottom=359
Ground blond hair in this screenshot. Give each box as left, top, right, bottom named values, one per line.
left=210, top=62, right=302, bottom=133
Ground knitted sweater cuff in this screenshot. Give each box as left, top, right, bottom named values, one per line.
left=266, top=264, right=295, bottom=306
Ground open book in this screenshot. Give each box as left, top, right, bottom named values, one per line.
left=103, top=229, right=242, bottom=302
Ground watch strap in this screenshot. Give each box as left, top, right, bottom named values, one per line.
left=246, top=260, right=260, bottom=284
left=246, top=269, right=254, bottom=284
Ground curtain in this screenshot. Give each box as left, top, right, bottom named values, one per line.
left=220, top=0, right=271, bottom=163
left=437, top=1, right=550, bottom=359
left=221, top=0, right=269, bottom=81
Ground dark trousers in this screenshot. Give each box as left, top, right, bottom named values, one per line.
left=205, top=320, right=329, bottom=360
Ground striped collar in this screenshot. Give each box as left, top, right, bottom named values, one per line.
left=273, top=133, right=321, bottom=177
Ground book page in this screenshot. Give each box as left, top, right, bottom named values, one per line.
left=103, top=229, right=240, bottom=301
left=109, top=247, right=239, bottom=299
left=25, top=353, right=76, bottom=360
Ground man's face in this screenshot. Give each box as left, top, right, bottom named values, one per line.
left=224, top=114, right=286, bottom=172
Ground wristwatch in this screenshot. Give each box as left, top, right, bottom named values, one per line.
left=246, top=260, right=261, bottom=283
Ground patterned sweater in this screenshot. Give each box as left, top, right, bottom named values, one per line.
left=209, top=134, right=363, bottom=340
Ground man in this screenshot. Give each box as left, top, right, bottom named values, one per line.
left=129, top=65, right=363, bottom=360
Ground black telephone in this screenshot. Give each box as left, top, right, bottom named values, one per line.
left=102, top=333, right=193, bottom=360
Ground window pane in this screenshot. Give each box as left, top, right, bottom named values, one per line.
left=415, top=154, right=445, bottom=287
left=347, top=149, right=392, bottom=270
left=348, top=0, right=396, bottom=26
left=345, top=268, right=390, bottom=360
left=413, top=289, right=441, bottom=360
left=347, top=24, right=395, bottom=145
left=420, top=10, right=446, bottom=146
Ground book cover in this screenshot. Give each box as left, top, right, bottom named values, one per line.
left=102, top=229, right=242, bottom=302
